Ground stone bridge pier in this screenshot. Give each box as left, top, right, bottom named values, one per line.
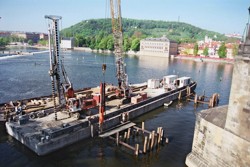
left=185, top=7, right=250, bottom=167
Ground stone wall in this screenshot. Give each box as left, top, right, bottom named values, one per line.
left=225, top=56, right=250, bottom=141
left=186, top=55, right=250, bottom=167
left=186, top=106, right=250, bottom=167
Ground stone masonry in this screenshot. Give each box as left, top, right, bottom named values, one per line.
left=185, top=7, right=250, bottom=167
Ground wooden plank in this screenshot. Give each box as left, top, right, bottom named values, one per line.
left=99, top=122, right=136, bottom=138
left=133, top=126, right=151, bottom=134
left=187, top=98, right=209, bottom=104
left=109, top=136, right=143, bottom=154
left=143, top=136, right=148, bottom=153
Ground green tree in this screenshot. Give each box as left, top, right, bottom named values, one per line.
left=0, top=38, right=5, bottom=47
left=232, top=44, right=239, bottom=57
left=28, top=39, right=33, bottom=45
left=75, top=34, right=86, bottom=47
left=89, top=37, right=96, bottom=50
left=38, top=39, right=47, bottom=46
left=193, top=43, right=198, bottom=56
left=98, top=37, right=108, bottom=50
left=203, top=46, right=209, bottom=56
left=123, top=36, right=131, bottom=52
left=62, top=30, right=73, bottom=37
left=0, top=37, right=9, bottom=47
left=85, top=36, right=92, bottom=47
left=218, top=42, right=227, bottom=58
left=131, top=38, right=140, bottom=51
left=106, top=36, right=114, bottom=51
left=95, top=31, right=105, bottom=49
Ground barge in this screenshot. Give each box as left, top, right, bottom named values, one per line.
left=4, top=11, right=197, bottom=156
left=5, top=78, right=196, bottom=156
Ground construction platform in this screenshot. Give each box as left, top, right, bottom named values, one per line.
left=5, top=82, right=197, bottom=156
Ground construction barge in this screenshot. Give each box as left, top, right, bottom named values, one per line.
left=5, top=78, right=196, bottom=156
left=3, top=11, right=197, bottom=156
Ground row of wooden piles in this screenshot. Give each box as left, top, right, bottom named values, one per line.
left=179, top=86, right=219, bottom=108
left=108, top=122, right=168, bottom=156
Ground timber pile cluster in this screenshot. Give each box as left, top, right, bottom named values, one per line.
left=180, top=87, right=220, bottom=108
left=107, top=122, right=168, bottom=156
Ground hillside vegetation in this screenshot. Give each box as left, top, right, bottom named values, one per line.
left=61, top=18, right=228, bottom=51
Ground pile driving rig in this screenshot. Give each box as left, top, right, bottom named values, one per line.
left=45, top=15, right=96, bottom=120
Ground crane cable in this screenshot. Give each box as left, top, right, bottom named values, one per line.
left=101, top=0, right=110, bottom=82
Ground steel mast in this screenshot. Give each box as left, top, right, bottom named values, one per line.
left=45, top=15, right=63, bottom=121
left=110, top=0, right=130, bottom=97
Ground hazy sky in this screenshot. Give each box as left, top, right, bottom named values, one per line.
left=0, top=0, right=249, bottom=35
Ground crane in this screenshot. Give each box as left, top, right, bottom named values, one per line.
left=110, top=0, right=130, bottom=97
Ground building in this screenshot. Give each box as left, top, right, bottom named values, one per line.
left=12, top=32, right=40, bottom=43
left=39, top=33, right=48, bottom=40
left=179, top=35, right=240, bottom=59
left=225, top=33, right=242, bottom=39
left=140, top=35, right=178, bottom=57
left=60, top=37, right=74, bottom=49
left=0, top=31, right=11, bottom=37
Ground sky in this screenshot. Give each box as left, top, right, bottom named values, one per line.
left=0, top=0, right=249, bottom=35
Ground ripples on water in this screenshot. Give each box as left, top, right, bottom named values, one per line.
left=0, top=47, right=233, bottom=167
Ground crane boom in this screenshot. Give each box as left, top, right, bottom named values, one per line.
left=110, top=0, right=130, bottom=97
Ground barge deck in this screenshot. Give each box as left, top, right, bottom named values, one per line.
left=5, top=81, right=196, bottom=155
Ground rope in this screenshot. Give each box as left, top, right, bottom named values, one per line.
left=101, top=0, right=111, bottom=83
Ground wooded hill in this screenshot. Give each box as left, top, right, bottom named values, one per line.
left=61, top=18, right=227, bottom=43
left=60, top=18, right=232, bottom=51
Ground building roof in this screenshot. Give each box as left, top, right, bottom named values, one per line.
left=61, top=37, right=74, bottom=40
left=141, top=35, right=177, bottom=43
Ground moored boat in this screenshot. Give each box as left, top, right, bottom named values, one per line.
left=5, top=75, right=196, bottom=155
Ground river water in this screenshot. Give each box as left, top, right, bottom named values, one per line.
left=0, top=47, right=233, bottom=167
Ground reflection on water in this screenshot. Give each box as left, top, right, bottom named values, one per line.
left=0, top=49, right=233, bottom=167
left=137, top=55, right=170, bottom=70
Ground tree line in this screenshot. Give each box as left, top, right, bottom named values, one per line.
left=73, top=31, right=140, bottom=52
left=0, top=37, right=9, bottom=47
left=0, top=35, right=41, bottom=47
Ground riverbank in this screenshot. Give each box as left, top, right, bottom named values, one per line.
left=0, top=49, right=49, bottom=60
left=6, top=44, right=49, bottom=50
left=174, top=55, right=234, bottom=64
left=6, top=45, right=234, bottom=64
left=74, top=47, right=234, bottom=64
left=74, top=47, right=142, bottom=56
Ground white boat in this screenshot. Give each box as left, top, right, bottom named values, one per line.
left=164, top=101, right=173, bottom=107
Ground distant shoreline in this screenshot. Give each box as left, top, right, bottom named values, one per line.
left=174, top=55, right=234, bottom=64
left=6, top=44, right=49, bottom=50
left=73, top=47, right=235, bottom=64
left=6, top=45, right=235, bottom=64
